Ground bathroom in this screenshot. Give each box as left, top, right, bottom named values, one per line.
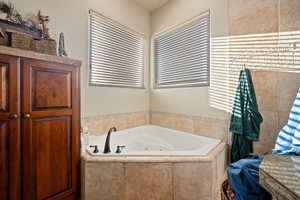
left=1, top=0, right=300, bottom=200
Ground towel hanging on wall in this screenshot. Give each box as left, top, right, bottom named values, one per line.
left=229, top=68, right=263, bottom=163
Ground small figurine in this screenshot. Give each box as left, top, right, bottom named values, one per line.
left=37, top=10, right=50, bottom=39
left=58, top=32, right=68, bottom=57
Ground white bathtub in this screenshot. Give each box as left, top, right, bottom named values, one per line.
left=84, top=125, right=221, bottom=156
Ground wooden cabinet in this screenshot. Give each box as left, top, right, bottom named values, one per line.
left=0, top=56, right=80, bottom=200
left=0, top=56, right=21, bottom=200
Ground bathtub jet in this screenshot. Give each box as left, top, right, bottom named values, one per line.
left=103, top=127, right=117, bottom=153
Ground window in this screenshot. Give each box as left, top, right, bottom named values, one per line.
left=88, top=10, right=145, bottom=88
left=154, top=11, right=210, bottom=88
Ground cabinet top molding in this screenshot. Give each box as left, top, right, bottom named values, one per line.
left=0, top=46, right=81, bottom=67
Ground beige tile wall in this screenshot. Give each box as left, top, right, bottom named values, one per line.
left=82, top=111, right=150, bottom=135
left=229, top=0, right=300, bottom=154
left=228, top=0, right=279, bottom=35
left=228, top=0, right=300, bottom=34
left=148, top=69, right=299, bottom=155
left=82, top=148, right=228, bottom=200
left=82, top=162, right=125, bottom=200
left=150, top=111, right=229, bottom=142
left=252, top=70, right=300, bottom=154
left=279, top=0, right=300, bottom=32
left=82, top=110, right=229, bottom=142
left=125, top=163, right=173, bottom=200
left=82, top=161, right=216, bottom=200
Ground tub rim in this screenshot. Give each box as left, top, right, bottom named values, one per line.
left=81, top=142, right=226, bottom=163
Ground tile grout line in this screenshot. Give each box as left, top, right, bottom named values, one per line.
left=171, top=163, right=175, bottom=200
left=123, top=162, right=126, bottom=199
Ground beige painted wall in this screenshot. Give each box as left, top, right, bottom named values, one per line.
left=10, top=0, right=151, bottom=117
left=150, top=0, right=229, bottom=120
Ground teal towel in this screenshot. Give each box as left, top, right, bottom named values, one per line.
left=230, top=69, right=263, bottom=163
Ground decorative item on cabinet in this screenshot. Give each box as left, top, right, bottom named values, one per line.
left=30, top=37, right=57, bottom=55
left=37, top=10, right=50, bottom=39
left=59, top=32, right=68, bottom=57
left=0, top=1, right=58, bottom=55
left=0, top=1, right=43, bottom=38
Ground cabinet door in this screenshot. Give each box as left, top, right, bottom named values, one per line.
left=22, top=59, right=80, bottom=200
left=0, top=55, right=21, bottom=200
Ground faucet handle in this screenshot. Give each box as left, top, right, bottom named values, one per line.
left=90, top=145, right=99, bottom=154
left=116, top=145, right=126, bottom=154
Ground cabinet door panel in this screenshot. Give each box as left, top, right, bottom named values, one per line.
left=0, top=56, right=20, bottom=200
left=0, top=64, right=8, bottom=112
left=0, top=120, right=20, bottom=200
left=33, top=116, right=72, bottom=199
left=22, top=59, right=80, bottom=200
left=0, top=121, right=9, bottom=199
left=32, top=67, right=72, bottom=110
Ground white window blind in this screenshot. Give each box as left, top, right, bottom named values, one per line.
left=89, top=10, right=145, bottom=88
left=154, top=12, right=210, bottom=88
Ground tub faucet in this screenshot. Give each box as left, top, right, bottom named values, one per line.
left=104, top=127, right=117, bottom=153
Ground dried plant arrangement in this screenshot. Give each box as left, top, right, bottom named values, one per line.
left=0, top=1, right=25, bottom=25
left=0, top=1, right=57, bottom=55
left=0, top=1, right=52, bottom=39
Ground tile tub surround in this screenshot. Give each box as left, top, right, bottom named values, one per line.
left=81, top=142, right=227, bottom=200
left=150, top=111, right=229, bottom=142
left=82, top=110, right=229, bottom=141
left=81, top=111, right=150, bottom=135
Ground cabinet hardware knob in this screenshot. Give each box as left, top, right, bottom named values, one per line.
left=10, top=114, right=18, bottom=119
left=24, top=114, right=31, bottom=118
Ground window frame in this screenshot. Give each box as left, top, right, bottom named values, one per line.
left=153, top=10, right=211, bottom=89
left=88, top=9, right=146, bottom=89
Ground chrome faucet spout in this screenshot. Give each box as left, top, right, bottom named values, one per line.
left=103, top=127, right=117, bottom=153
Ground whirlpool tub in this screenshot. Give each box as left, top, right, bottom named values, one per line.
left=81, top=125, right=227, bottom=200
left=85, top=125, right=221, bottom=156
